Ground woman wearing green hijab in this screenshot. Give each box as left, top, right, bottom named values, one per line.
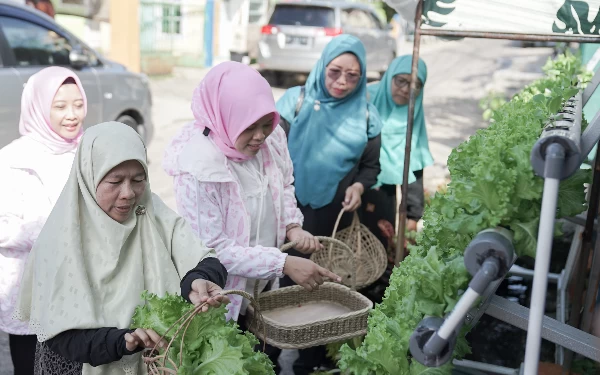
left=276, top=35, right=383, bottom=374
left=361, top=55, right=433, bottom=248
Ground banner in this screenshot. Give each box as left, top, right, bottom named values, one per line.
left=385, top=0, right=600, bottom=37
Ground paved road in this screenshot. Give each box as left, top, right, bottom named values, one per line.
left=0, top=38, right=554, bottom=374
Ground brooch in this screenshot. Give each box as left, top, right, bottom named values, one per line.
left=135, top=206, right=146, bottom=215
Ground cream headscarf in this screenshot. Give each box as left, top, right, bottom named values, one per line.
left=14, top=122, right=215, bottom=375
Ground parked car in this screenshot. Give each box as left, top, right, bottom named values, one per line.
left=0, top=0, right=153, bottom=149
left=257, top=0, right=396, bottom=82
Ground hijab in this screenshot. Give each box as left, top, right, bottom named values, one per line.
left=163, top=61, right=280, bottom=174
left=19, top=66, right=87, bottom=154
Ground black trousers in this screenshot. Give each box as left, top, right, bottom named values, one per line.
left=9, top=334, right=37, bottom=375
left=359, top=169, right=425, bottom=247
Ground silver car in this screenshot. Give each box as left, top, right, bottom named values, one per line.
left=257, top=0, right=396, bottom=81
left=0, top=0, right=153, bottom=149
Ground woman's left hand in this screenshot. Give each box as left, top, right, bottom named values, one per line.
left=287, top=227, right=323, bottom=254
left=189, top=279, right=230, bottom=312
left=343, top=183, right=364, bottom=212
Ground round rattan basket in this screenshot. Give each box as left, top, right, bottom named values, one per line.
left=310, top=210, right=387, bottom=289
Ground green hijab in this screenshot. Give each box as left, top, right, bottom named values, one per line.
left=368, top=55, right=433, bottom=186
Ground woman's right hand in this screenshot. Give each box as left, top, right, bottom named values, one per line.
left=124, top=328, right=167, bottom=352
left=283, top=256, right=341, bottom=291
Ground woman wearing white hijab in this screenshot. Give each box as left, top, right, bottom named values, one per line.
left=14, top=122, right=229, bottom=375
left=0, top=66, right=87, bottom=375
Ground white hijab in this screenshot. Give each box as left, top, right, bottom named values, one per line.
left=15, top=122, right=215, bottom=375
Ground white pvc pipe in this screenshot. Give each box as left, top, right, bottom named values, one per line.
left=524, top=178, right=561, bottom=375
left=438, top=287, right=479, bottom=340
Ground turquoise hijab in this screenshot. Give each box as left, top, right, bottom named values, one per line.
left=368, top=55, right=433, bottom=187
left=277, top=35, right=382, bottom=209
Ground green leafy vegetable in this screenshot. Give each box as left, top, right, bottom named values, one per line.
left=339, top=52, right=591, bottom=374
left=131, top=291, right=274, bottom=375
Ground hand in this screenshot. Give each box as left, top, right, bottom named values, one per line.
left=406, top=219, right=418, bottom=247
left=406, top=219, right=418, bottom=232
left=189, top=279, right=230, bottom=312
left=287, top=227, right=323, bottom=255
left=342, top=183, right=364, bottom=212
left=124, top=328, right=167, bottom=352
left=283, top=256, right=342, bottom=291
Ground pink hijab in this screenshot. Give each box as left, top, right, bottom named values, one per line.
left=19, top=67, right=87, bottom=154
left=166, top=62, right=279, bottom=169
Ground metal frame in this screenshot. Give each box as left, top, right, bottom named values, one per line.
left=396, top=0, right=600, bottom=372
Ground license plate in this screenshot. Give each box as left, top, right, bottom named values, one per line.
left=285, top=35, right=309, bottom=46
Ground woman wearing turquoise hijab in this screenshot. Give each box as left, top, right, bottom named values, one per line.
left=276, top=34, right=383, bottom=374
left=361, top=55, right=433, bottom=248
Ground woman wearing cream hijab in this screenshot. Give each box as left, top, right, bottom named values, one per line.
left=0, top=66, right=87, bottom=375
left=14, top=122, right=228, bottom=375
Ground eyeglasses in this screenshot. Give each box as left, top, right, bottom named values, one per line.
left=393, top=76, right=423, bottom=91
left=326, top=67, right=361, bottom=84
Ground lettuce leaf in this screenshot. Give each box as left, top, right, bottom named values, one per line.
left=131, top=291, right=274, bottom=375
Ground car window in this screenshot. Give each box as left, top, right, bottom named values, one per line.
left=270, top=5, right=335, bottom=28
left=342, top=9, right=374, bottom=29
left=0, top=16, right=72, bottom=67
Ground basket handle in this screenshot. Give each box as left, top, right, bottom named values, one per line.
left=330, top=209, right=363, bottom=270
left=254, top=236, right=356, bottom=299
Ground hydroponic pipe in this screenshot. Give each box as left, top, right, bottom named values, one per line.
left=523, top=143, right=565, bottom=375
left=423, top=258, right=500, bottom=356
left=410, top=229, right=514, bottom=367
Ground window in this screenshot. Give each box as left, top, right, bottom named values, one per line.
left=0, top=16, right=71, bottom=67
left=162, top=5, right=182, bottom=34
left=270, top=5, right=335, bottom=28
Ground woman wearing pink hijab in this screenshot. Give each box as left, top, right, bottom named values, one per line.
left=0, top=66, right=86, bottom=375
left=163, top=62, right=341, bottom=372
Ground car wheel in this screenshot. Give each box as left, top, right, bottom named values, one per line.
left=261, top=70, right=285, bottom=87
left=116, top=114, right=146, bottom=142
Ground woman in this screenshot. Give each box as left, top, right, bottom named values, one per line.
left=361, top=55, right=433, bottom=248
left=0, top=67, right=87, bottom=375
left=13, top=122, right=229, bottom=375
left=163, top=61, right=340, bottom=372
left=276, top=34, right=383, bottom=374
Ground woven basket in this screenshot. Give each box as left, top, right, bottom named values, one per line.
left=311, top=210, right=387, bottom=289
left=246, top=236, right=373, bottom=349
left=142, top=290, right=265, bottom=375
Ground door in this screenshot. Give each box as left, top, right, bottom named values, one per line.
left=0, top=15, right=103, bottom=131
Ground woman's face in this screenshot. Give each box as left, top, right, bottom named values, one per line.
left=391, top=73, right=423, bottom=106
left=234, top=113, right=275, bottom=157
left=50, top=83, right=85, bottom=140
left=325, top=53, right=361, bottom=99
left=96, top=160, right=147, bottom=223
